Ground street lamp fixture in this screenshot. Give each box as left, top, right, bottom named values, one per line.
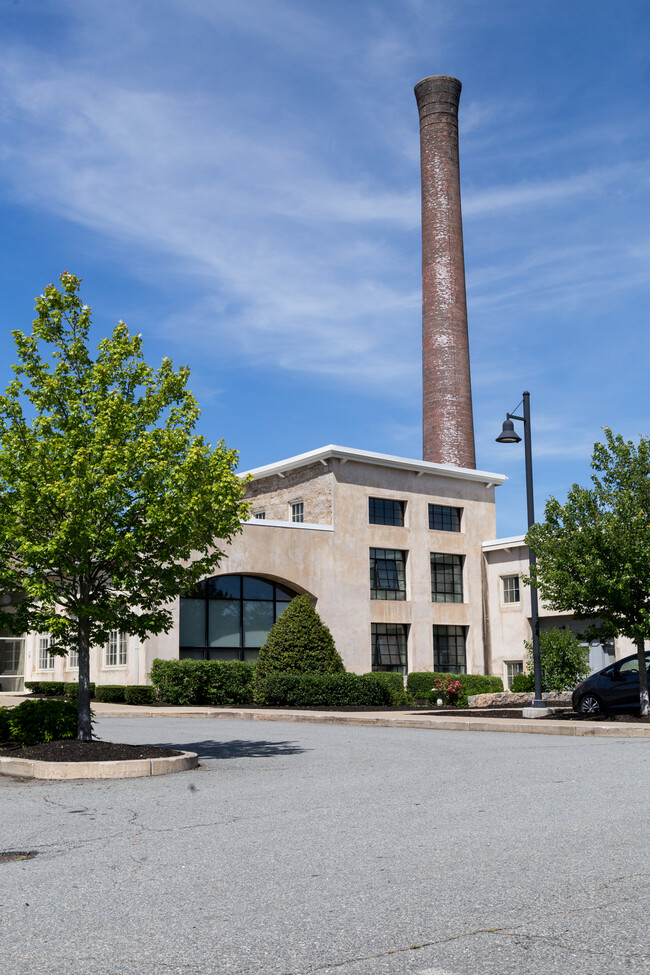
left=496, top=391, right=547, bottom=712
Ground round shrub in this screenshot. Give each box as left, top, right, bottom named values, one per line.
left=124, top=685, right=156, bottom=706
left=7, top=699, right=81, bottom=745
left=510, top=672, right=535, bottom=693
left=256, top=595, right=344, bottom=681
left=95, top=685, right=126, bottom=703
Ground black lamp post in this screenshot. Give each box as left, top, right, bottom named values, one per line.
left=496, top=391, right=546, bottom=709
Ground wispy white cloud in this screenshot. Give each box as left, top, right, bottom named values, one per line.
left=463, top=164, right=642, bottom=217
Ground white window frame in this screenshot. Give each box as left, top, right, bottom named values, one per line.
left=501, top=574, right=521, bottom=605
left=38, top=634, right=55, bottom=671
left=105, top=631, right=128, bottom=668
left=253, top=510, right=266, bottom=520
left=504, top=659, right=524, bottom=689
left=67, top=647, right=79, bottom=670
left=290, top=500, right=304, bottom=523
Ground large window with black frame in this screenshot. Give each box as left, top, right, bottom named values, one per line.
left=372, top=623, right=408, bottom=674
left=370, top=548, right=406, bottom=600
left=179, top=575, right=298, bottom=662
left=430, top=553, right=464, bottom=602
left=432, top=625, right=467, bottom=674
left=369, top=497, right=405, bottom=526
left=428, top=504, right=462, bottom=532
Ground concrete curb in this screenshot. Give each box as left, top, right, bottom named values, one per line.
left=88, top=706, right=650, bottom=739
left=0, top=749, right=198, bottom=780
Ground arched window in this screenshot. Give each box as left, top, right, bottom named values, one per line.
left=179, top=575, right=298, bottom=662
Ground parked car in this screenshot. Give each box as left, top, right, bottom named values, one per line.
left=572, top=651, right=650, bottom=714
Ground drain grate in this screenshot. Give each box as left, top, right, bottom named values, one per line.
left=0, top=850, right=37, bottom=863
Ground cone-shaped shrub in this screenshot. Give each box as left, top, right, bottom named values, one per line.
left=256, top=595, right=344, bottom=680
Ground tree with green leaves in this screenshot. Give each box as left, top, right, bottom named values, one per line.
left=526, top=428, right=650, bottom=714
left=0, top=273, right=248, bottom=740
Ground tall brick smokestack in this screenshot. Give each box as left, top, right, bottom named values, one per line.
left=415, top=75, right=476, bottom=469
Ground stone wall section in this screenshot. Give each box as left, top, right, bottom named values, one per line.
left=468, top=691, right=572, bottom=707
left=245, top=462, right=333, bottom=524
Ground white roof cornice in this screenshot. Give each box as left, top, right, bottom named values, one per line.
left=482, top=534, right=527, bottom=552
left=242, top=445, right=506, bottom=488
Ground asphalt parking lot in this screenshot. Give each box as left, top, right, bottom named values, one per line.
left=2, top=716, right=649, bottom=975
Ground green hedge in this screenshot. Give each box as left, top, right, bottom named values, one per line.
left=150, top=659, right=255, bottom=706
left=124, top=685, right=156, bottom=706
left=257, top=672, right=392, bottom=707
left=95, top=685, right=126, bottom=703
left=63, top=682, right=96, bottom=699
left=407, top=672, right=504, bottom=707
left=24, top=680, right=66, bottom=696
left=7, top=699, right=82, bottom=745
left=362, top=672, right=408, bottom=705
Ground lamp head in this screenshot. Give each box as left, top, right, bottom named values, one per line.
left=496, top=417, right=522, bottom=444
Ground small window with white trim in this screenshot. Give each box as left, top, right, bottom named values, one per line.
left=253, top=511, right=266, bottom=520
left=505, top=660, right=524, bottom=689
left=68, top=647, right=79, bottom=669
left=290, top=501, right=304, bottom=523
left=502, top=575, right=520, bottom=604
left=38, top=634, right=55, bottom=670
left=105, top=631, right=127, bottom=668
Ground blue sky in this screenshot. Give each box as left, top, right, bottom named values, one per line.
left=0, top=0, right=649, bottom=537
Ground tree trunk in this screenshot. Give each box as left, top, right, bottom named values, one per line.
left=636, top=634, right=649, bottom=717
left=77, top=615, right=92, bottom=742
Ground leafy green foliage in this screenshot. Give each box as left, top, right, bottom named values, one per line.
left=150, top=658, right=255, bottom=706
left=256, top=595, right=344, bottom=681
left=7, top=699, right=83, bottom=745
left=256, top=672, right=392, bottom=707
left=0, top=273, right=248, bottom=738
left=524, top=629, right=591, bottom=691
left=0, top=706, right=10, bottom=740
left=95, top=685, right=126, bottom=703
left=526, top=428, right=650, bottom=711
left=124, top=685, right=156, bottom=706
left=362, top=672, right=408, bottom=705
left=510, top=672, right=535, bottom=693
left=407, top=672, right=503, bottom=706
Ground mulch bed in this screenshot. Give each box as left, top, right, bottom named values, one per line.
left=0, top=740, right=182, bottom=762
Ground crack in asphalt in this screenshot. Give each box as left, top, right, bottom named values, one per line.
left=280, top=890, right=650, bottom=975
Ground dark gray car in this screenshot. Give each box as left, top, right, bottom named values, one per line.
left=572, top=650, right=650, bottom=714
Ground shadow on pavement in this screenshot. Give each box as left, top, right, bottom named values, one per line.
left=152, top=738, right=309, bottom=760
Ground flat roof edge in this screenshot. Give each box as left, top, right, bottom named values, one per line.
left=242, top=445, right=507, bottom=487
left=482, top=534, right=527, bottom=552
left=242, top=518, right=333, bottom=532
